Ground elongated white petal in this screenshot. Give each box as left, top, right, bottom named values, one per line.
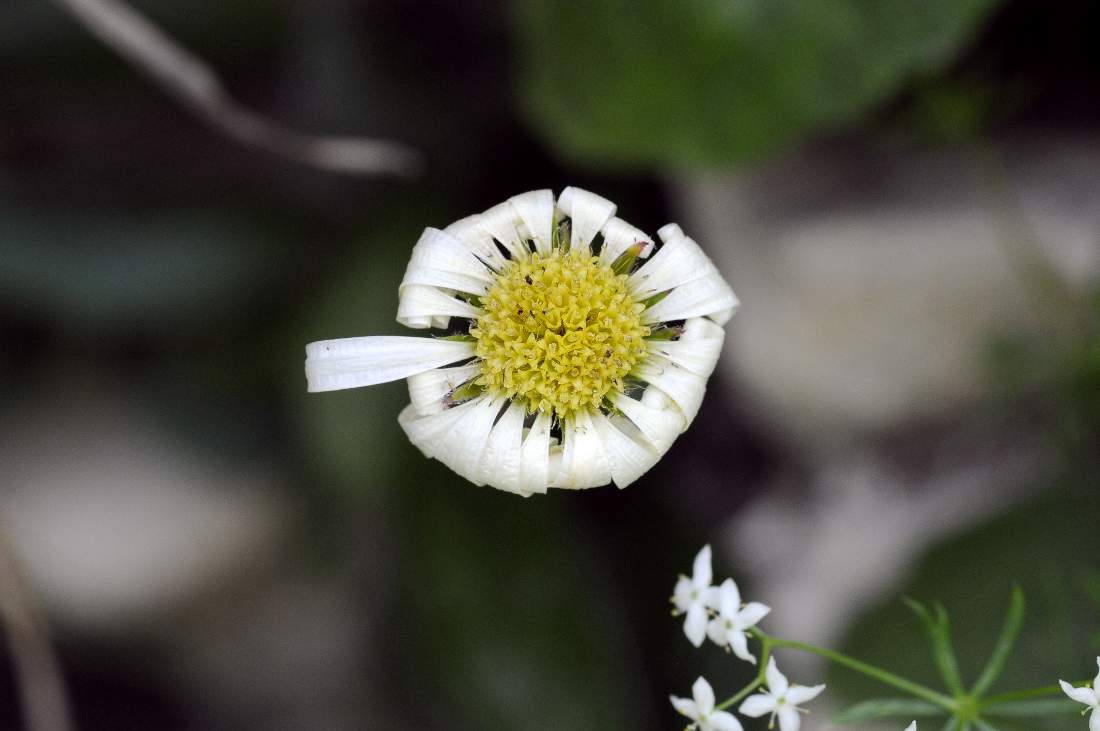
left=642, top=272, right=739, bottom=324
left=518, top=410, right=552, bottom=494
left=475, top=401, right=528, bottom=495
left=736, top=602, right=771, bottom=629
left=717, top=579, right=741, bottom=616
left=509, top=189, right=554, bottom=255
left=1061, top=680, right=1098, bottom=706
left=646, top=318, right=726, bottom=377
left=399, top=227, right=494, bottom=295
left=599, top=216, right=654, bottom=265
left=589, top=409, right=660, bottom=488
left=1093, top=658, right=1100, bottom=697
left=610, top=391, right=686, bottom=450
left=669, top=695, right=699, bottom=721
left=478, top=201, right=530, bottom=260
left=692, top=676, right=716, bottom=715
left=765, top=658, right=789, bottom=696
left=904, top=723, right=917, bottom=731
left=1091, top=708, right=1100, bottom=731
left=738, top=693, right=775, bottom=718
left=634, top=357, right=709, bottom=426
left=429, top=395, right=501, bottom=483
left=305, top=336, right=474, bottom=392
left=445, top=214, right=507, bottom=268
left=629, top=223, right=720, bottom=298
left=729, top=629, right=755, bottom=664
left=557, top=187, right=616, bottom=255
left=777, top=705, right=801, bottom=731
left=785, top=684, right=826, bottom=705
left=397, top=285, right=481, bottom=327
left=709, top=710, right=744, bottom=731
left=684, top=603, right=708, bottom=647
left=552, top=408, right=612, bottom=489
left=406, top=363, right=482, bottom=415
left=706, top=617, right=729, bottom=647
left=693, top=544, right=712, bottom=588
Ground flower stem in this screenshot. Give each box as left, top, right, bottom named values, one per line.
left=715, top=638, right=772, bottom=711
left=981, top=680, right=1089, bottom=707
left=755, top=630, right=956, bottom=709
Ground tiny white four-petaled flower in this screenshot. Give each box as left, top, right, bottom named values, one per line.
left=305, top=187, right=738, bottom=495
left=739, top=657, right=825, bottom=731
left=1060, top=657, right=1100, bottom=731
left=670, top=676, right=743, bottom=731
left=673, top=545, right=717, bottom=647
left=707, top=577, right=771, bottom=664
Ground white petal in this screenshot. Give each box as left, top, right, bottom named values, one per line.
left=399, top=227, right=494, bottom=296
left=737, top=694, right=775, bottom=718
left=426, top=395, right=501, bottom=483
left=445, top=214, right=507, bottom=268
left=509, top=190, right=555, bottom=255
left=646, top=317, right=726, bottom=377
left=398, top=398, right=481, bottom=458
left=717, top=579, right=741, bottom=616
left=785, top=684, right=825, bottom=705
left=670, top=695, right=699, bottom=721
left=1090, top=708, right=1100, bottom=731
left=729, top=629, right=755, bottom=664
left=1093, top=657, right=1100, bottom=696
left=693, top=545, right=713, bottom=588
left=765, top=658, right=789, bottom=696
left=609, top=392, right=686, bottom=451
left=557, top=186, right=616, bottom=255
left=599, top=216, right=654, bottom=265
left=684, top=603, right=708, bottom=647
left=551, top=408, right=612, bottom=489
left=692, top=676, right=716, bottom=715
left=629, top=223, right=721, bottom=299
left=706, top=617, right=729, bottom=647
left=474, top=401, right=528, bottom=494
left=589, top=409, right=661, bottom=488
left=735, top=602, right=771, bottom=629
left=1061, top=680, right=1098, bottom=706
left=477, top=200, right=530, bottom=260
left=777, top=705, right=801, bottom=731
left=406, top=363, right=482, bottom=415
left=518, top=410, right=552, bottom=494
left=396, top=284, right=481, bottom=327
left=904, top=724, right=917, bottom=731
left=673, top=576, right=695, bottom=613
left=642, top=272, right=739, bottom=325
left=708, top=710, right=744, bottom=731
left=634, top=358, right=708, bottom=426
left=305, top=336, right=475, bottom=392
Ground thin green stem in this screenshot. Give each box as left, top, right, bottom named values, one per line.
left=756, top=630, right=956, bottom=709
left=715, top=639, right=772, bottom=711
left=982, top=680, right=1088, bottom=707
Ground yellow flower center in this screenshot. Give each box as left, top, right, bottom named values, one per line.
left=471, top=248, right=650, bottom=418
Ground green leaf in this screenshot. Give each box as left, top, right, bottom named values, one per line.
left=904, top=597, right=967, bottom=695
left=833, top=698, right=943, bottom=723
left=971, top=586, right=1026, bottom=697
left=983, top=698, right=1082, bottom=717
left=971, top=720, right=1000, bottom=731
left=514, top=0, right=1005, bottom=169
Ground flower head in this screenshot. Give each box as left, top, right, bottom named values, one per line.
left=706, top=578, right=771, bottom=663
left=1060, top=657, right=1100, bottom=731
left=670, top=676, right=743, bottom=731
left=305, top=187, right=738, bottom=495
left=739, top=658, right=825, bottom=731
left=672, top=545, right=717, bottom=647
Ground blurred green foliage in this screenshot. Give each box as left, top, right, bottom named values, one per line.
left=515, top=0, right=1004, bottom=168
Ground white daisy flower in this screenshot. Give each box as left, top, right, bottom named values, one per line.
left=738, top=657, right=825, bottom=731
left=305, top=187, right=738, bottom=495
left=706, top=577, right=771, bottom=663
left=1060, top=657, right=1100, bottom=731
left=670, top=676, right=744, bottom=731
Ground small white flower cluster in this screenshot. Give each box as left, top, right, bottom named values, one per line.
left=1061, top=657, right=1100, bottom=731
left=669, top=545, right=825, bottom=731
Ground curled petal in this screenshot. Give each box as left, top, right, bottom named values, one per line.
left=641, top=272, right=739, bottom=325
left=646, top=318, right=726, bottom=377
left=399, top=227, right=494, bottom=296
left=634, top=359, right=708, bottom=426
left=445, top=214, right=507, bottom=268
left=610, top=392, right=686, bottom=451
left=589, top=409, right=661, bottom=488
left=406, top=363, right=482, bottom=415
left=599, top=216, right=654, bottom=265
left=477, top=200, right=531, bottom=260
left=629, top=223, right=720, bottom=299
left=475, top=401, right=528, bottom=495
left=518, top=410, right=552, bottom=494
left=557, top=186, right=616, bottom=255
left=305, top=336, right=474, bottom=392
left=508, top=189, right=555, bottom=254
left=396, top=284, right=481, bottom=327
left=551, top=408, right=612, bottom=489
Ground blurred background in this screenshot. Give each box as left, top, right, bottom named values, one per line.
left=1, top=0, right=1098, bottom=729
